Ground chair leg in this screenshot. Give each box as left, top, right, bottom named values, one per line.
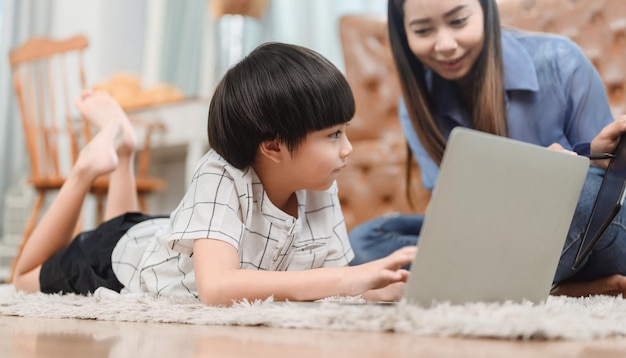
left=96, top=192, right=104, bottom=225
left=9, top=192, right=45, bottom=283
left=73, top=212, right=83, bottom=237
left=138, top=194, right=147, bottom=213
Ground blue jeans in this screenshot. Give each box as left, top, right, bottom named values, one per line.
left=348, top=167, right=626, bottom=284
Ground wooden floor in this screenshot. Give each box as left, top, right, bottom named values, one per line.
left=1, top=315, right=626, bottom=357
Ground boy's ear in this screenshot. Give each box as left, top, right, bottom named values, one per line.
left=259, top=139, right=284, bottom=163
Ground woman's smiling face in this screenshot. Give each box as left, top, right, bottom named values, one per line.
left=403, top=0, right=485, bottom=82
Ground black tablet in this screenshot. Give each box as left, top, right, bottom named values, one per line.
left=572, top=134, right=626, bottom=269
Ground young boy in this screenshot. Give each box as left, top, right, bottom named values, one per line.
left=11, top=42, right=415, bottom=306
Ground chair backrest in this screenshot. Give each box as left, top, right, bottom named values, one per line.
left=498, top=0, right=626, bottom=116
left=9, top=35, right=91, bottom=184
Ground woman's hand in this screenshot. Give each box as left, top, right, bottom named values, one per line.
left=590, top=115, right=626, bottom=168
left=546, top=143, right=576, bottom=155
left=547, top=115, right=626, bottom=169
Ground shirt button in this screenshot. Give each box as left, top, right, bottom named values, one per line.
left=285, top=218, right=294, bottom=227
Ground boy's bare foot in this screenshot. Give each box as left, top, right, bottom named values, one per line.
left=74, top=123, right=123, bottom=178
left=551, top=274, right=626, bottom=298
left=74, top=90, right=136, bottom=154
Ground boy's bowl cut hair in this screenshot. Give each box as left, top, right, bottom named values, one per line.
left=208, top=42, right=356, bottom=169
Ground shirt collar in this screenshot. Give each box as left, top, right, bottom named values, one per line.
left=426, top=72, right=470, bottom=126
left=501, top=30, right=539, bottom=92
left=426, top=31, right=539, bottom=123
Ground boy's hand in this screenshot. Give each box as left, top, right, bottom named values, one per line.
left=343, top=245, right=416, bottom=300
left=361, top=281, right=407, bottom=302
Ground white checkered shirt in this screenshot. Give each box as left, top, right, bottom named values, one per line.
left=111, top=150, right=353, bottom=297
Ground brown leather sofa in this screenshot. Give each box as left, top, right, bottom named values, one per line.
left=337, top=15, right=430, bottom=231
left=337, top=0, right=626, bottom=231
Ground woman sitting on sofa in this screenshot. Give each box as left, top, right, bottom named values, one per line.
left=349, top=0, right=626, bottom=298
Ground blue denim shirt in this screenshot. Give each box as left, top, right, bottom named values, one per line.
left=399, top=30, right=614, bottom=190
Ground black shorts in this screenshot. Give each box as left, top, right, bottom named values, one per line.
left=39, top=212, right=161, bottom=295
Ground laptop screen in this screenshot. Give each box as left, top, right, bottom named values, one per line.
left=403, top=128, right=588, bottom=306
left=573, top=134, right=626, bottom=269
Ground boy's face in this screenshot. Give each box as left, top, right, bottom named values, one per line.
left=286, top=123, right=352, bottom=191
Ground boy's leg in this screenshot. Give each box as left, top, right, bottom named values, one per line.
left=12, top=123, right=124, bottom=292
left=104, top=148, right=139, bottom=220
left=74, top=91, right=140, bottom=220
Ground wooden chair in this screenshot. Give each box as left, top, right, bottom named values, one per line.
left=8, top=34, right=167, bottom=280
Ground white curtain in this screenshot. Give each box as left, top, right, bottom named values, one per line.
left=0, top=0, right=387, bottom=235
left=149, top=0, right=387, bottom=97
left=211, top=0, right=387, bottom=80
left=157, top=0, right=206, bottom=95
left=0, top=0, right=148, bottom=235
left=0, top=0, right=53, bottom=236
left=261, top=0, right=387, bottom=71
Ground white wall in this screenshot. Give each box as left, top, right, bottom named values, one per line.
left=0, top=0, right=387, bottom=235
left=47, top=0, right=147, bottom=86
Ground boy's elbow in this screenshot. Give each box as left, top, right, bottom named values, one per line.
left=12, top=276, right=29, bottom=293
left=12, top=270, right=40, bottom=294
left=199, top=292, right=232, bottom=306
left=197, top=283, right=234, bottom=306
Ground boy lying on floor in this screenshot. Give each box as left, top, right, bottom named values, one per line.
left=11, top=42, right=415, bottom=306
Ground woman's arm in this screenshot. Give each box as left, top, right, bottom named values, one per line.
left=398, top=98, right=439, bottom=190
left=558, top=38, right=614, bottom=145
left=193, top=239, right=415, bottom=306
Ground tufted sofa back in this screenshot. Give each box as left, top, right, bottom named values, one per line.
left=498, top=0, right=626, bottom=116
left=337, top=16, right=431, bottom=231
left=337, top=0, right=626, bottom=231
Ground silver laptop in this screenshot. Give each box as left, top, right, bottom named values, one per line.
left=403, top=127, right=589, bottom=307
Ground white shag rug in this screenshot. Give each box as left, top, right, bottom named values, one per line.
left=1, top=284, right=626, bottom=341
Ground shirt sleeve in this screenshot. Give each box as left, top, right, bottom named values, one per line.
left=572, top=142, right=591, bottom=155
left=398, top=97, right=439, bottom=190
left=558, top=38, right=613, bottom=145
left=167, top=156, right=245, bottom=255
